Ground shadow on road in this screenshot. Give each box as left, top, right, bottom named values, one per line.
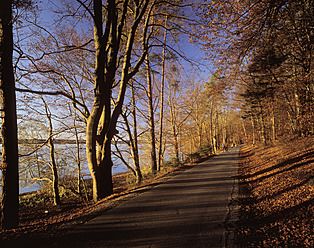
left=3, top=147, right=241, bottom=248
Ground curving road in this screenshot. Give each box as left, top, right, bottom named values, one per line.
left=52, top=146, right=240, bottom=248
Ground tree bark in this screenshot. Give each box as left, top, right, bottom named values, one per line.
left=73, top=117, right=82, bottom=195
left=86, top=0, right=115, bottom=202
left=168, top=86, right=179, bottom=161
left=146, top=55, right=157, bottom=174
left=242, top=119, right=247, bottom=141
left=118, top=85, right=142, bottom=184
left=86, top=0, right=150, bottom=202
left=157, top=17, right=167, bottom=171
left=271, top=107, right=276, bottom=143
left=0, top=0, right=19, bottom=229
left=131, top=82, right=142, bottom=184
left=222, top=107, right=227, bottom=144
left=44, top=101, right=61, bottom=206
left=251, top=115, right=256, bottom=145
left=259, top=106, right=267, bottom=145
left=212, top=108, right=218, bottom=152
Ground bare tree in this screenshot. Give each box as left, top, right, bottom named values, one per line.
left=157, top=16, right=168, bottom=171
left=42, top=98, right=61, bottom=205
left=82, top=0, right=162, bottom=201
left=145, top=54, right=158, bottom=174
left=13, top=0, right=203, bottom=203
left=115, top=82, right=142, bottom=184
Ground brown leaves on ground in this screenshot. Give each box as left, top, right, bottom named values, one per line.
left=237, top=137, right=314, bottom=247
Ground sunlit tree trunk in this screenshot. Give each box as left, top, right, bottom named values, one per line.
left=146, top=55, right=157, bottom=174
left=212, top=108, right=219, bottom=152
left=48, top=133, right=60, bottom=206
left=167, top=80, right=180, bottom=161
left=259, top=107, right=267, bottom=145
left=170, top=109, right=179, bottom=160
left=251, top=115, right=256, bottom=145
left=86, top=0, right=115, bottom=202
left=73, top=118, right=82, bottom=195
left=242, top=119, right=247, bottom=142
left=131, top=82, right=142, bottom=184
left=271, top=107, right=276, bottom=143
left=0, top=0, right=19, bottom=229
left=118, top=83, right=142, bottom=184
left=222, top=107, right=227, bottom=144
left=43, top=100, right=61, bottom=206
left=209, top=103, right=215, bottom=152
left=86, top=0, right=151, bottom=202
left=157, top=17, right=167, bottom=171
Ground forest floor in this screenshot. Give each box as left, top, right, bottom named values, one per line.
left=236, top=136, right=314, bottom=247
left=0, top=155, right=212, bottom=243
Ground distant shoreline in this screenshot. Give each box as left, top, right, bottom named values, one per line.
left=16, top=139, right=86, bottom=145
left=0, top=139, right=131, bottom=145
left=18, top=169, right=130, bottom=196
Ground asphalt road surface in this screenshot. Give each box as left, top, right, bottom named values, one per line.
left=52, top=146, right=240, bottom=248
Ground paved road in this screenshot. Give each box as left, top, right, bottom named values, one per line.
left=53, top=147, right=240, bottom=248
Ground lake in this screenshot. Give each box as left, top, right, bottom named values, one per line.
left=0, top=143, right=129, bottom=194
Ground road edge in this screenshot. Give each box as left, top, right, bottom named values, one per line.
left=222, top=146, right=241, bottom=248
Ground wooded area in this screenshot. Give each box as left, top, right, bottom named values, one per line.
left=0, top=0, right=313, bottom=231
left=194, top=0, right=313, bottom=143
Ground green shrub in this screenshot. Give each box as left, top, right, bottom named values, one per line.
left=186, top=152, right=201, bottom=162
left=308, top=177, right=314, bottom=186
left=196, top=145, right=212, bottom=156
left=19, top=191, right=51, bottom=207
left=163, top=157, right=180, bottom=167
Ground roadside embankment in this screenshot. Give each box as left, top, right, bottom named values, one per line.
left=236, top=137, right=314, bottom=247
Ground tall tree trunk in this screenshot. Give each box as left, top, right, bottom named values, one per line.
left=118, top=82, right=142, bottom=184
left=209, top=103, right=215, bottom=152
left=86, top=102, right=104, bottom=202
left=242, top=119, right=247, bottom=142
left=294, top=91, right=302, bottom=137
left=131, top=82, right=142, bottom=184
left=173, top=126, right=179, bottom=160
left=259, top=106, right=267, bottom=145
left=48, top=138, right=60, bottom=206
left=251, top=115, right=256, bottom=145
left=0, top=0, right=19, bottom=229
left=69, top=104, right=84, bottom=197
left=271, top=107, right=276, bottom=143
left=222, top=108, right=227, bottom=144
left=146, top=55, right=157, bottom=174
left=44, top=101, right=61, bottom=206
left=73, top=118, right=82, bottom=195
left=86, top=0, right=113, bottom=203
left=168, top=89, right=179, bottom=160
left=157, top=16, right=167, bottom=171
left=86, top=0, right=150, bottom=202
left=212, top=108, right=218, bottom=152
left=197, top=122, right=203, bottom=148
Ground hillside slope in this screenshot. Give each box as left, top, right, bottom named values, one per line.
left=237, top=137, right=314, bottom=247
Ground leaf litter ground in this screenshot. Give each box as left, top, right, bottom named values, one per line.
left=237, top=137, right=314, bottom=247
